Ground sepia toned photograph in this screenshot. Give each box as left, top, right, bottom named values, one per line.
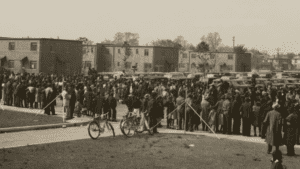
left=0, top=0, right=300, bottom=168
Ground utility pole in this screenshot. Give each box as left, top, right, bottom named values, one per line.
left=233, top=36, right=235, bottom=48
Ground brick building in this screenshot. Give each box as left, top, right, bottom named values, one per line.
left=85, top=44, right=179, bottom=73
left=178, top=51, right=251, bottom=73
left=0, top=38, right=82, bottom=75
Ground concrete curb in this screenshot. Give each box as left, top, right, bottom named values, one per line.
left=0, top=121, right=91, bottom=134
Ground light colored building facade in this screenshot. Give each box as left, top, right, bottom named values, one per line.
left=0, top=38, right=82, bottom=75
left=267, top=56, right=292, bottom=70
left=178, top=51, right=236, bottom=73
left=178, top=51, right=252, bottom=73
left=291, top=56, right=300, bottom=69
left=82, top=45, right=97, bottom=72
left=92, top=44, right=179, bottom=73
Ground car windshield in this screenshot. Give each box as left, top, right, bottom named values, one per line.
left=244, top=81, right=252, bottom=85
left=235, top=81, right=244, bottom=85
left=287, top=80, right=299, bottom=83
left=272, top=80, right=285, bottom=83
left=256, top=80, right=265, bottom=84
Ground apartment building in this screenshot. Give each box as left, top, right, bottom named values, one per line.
left=178, top=51, right=251, bottom=73
left=0, top=38, right=82, bottom=74
left=86, top=44, right=179, bottom=73
left=82, top=45, right=97, bottom=72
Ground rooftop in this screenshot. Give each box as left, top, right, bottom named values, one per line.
left=0, top=37, right=82, bottom=42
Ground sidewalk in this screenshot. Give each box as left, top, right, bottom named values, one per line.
left=0, top=99, right=93, bottom=133
left=0, top=99, right=128, bottom=133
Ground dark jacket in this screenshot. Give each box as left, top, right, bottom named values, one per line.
left=239, top=102, right=252, bottom=119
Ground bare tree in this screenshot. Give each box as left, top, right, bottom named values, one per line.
left=121, top=41, right=132, bottom=71
left=201, top=32, right=222, bottom=52
left=77, top=37, right=93, bottom=45
left=197, top=53, right=217, bottom=75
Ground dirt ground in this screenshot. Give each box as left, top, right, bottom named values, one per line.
left=0, top=133, right=299, bottom=169
left=0, top=110, right=63, bottom=128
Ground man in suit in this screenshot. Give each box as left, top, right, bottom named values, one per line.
left=240, top=97, right=252, bottom=136
left=44, top=83, right=53, bottom=115
left=5, top=80, right=13, bottom=106
left=69, top=84, right=77, bottom=119
left=108, top=93, right=117, bottom=121
left=148, top=92, right=159, bottom=134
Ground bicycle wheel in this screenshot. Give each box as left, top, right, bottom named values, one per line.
left=105, top=122, right=115, bottom=137
left=121, top=119, right=136, bottom=137
left=88, top=121, right=101, bottom=139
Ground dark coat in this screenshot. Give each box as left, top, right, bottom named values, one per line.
left=264, top=110, right=283, bottom=146
left=239, top=102, right=252, bottom=119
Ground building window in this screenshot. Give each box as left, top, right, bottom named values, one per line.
left=191, top=54, right=196, bottom=58
left=91, top=47, right=93, bottom=53
left=228, top=65, right=233, bottom=70
left=179, top=63, right=186, bottom=68
left=228, top=54, right=233, bottom=60
left=50, top=45, right=53, bottom=52
left=136, top=49, right=139, bottom=54
left=117, top=62, right=120, bottom=66
left=30, top=42, right=37, bottom=51
left=85, top=61, right=92, bottom=68
left=144, top=49, right=149, bottom=56
left=8, top=60, right=14, bottom=68
left=125, top=62, right=132, bottom=69
left=30, top=61, right=37, bottom=69
left=182, top=53, right=187, bottom=58
left=9, top=42, right=15, bottom=50
left=118, top=49, right=120, bottom=54
left=144, top=63, right=152, bottom=69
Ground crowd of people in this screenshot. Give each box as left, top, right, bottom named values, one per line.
left=0, top=69, right=299, bottom=158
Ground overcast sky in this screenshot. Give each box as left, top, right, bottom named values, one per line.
left=1, top=0, right=300, bottom=55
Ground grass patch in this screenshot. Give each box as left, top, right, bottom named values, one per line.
left=0, top=134, right=299, bottom=169
left=0, top=110, right=63, bottom=128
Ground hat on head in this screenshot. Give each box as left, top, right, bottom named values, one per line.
left=272, top=103, right=280, bottom=109
left=144, top=94, right=150, bottom=99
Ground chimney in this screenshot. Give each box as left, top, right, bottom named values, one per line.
left=57, top=36, right=59, bottom=39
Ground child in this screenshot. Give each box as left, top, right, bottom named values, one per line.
left=270, top=150, right=286, bottom=169
left=208, top=106, right=217, bottom=133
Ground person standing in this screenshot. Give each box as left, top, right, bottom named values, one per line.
left=240, top=97, right=252, bottom=136
left=27, top=83, right=36, bottom=108
left=68, top=85, right=76, bottom=119
left=201, top=94, right=210, bottom=132
left=108, top=92, right=117, bottom=121
left=214, top=95, right=225, bottom=133
left=176, top=91, right=185, bottom=130
left=263, top=103, right=283, bottom=154
left=61, top=86, right=70, bottom=118
left=222, top=94, right=231, bottom=134
left=284, top=105, right=298, bottom=156
left=252, top=101, right=261, bottom=136
left=231, top=95, right=242, bottom=135
left=148, top=92, right=159, bottom=134
left=43, top=83, right=54, bottom=115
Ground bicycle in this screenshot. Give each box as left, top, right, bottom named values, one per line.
left=88, top=113, right=115, bottom=139
left=120, top=112, right=153, bottom=137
